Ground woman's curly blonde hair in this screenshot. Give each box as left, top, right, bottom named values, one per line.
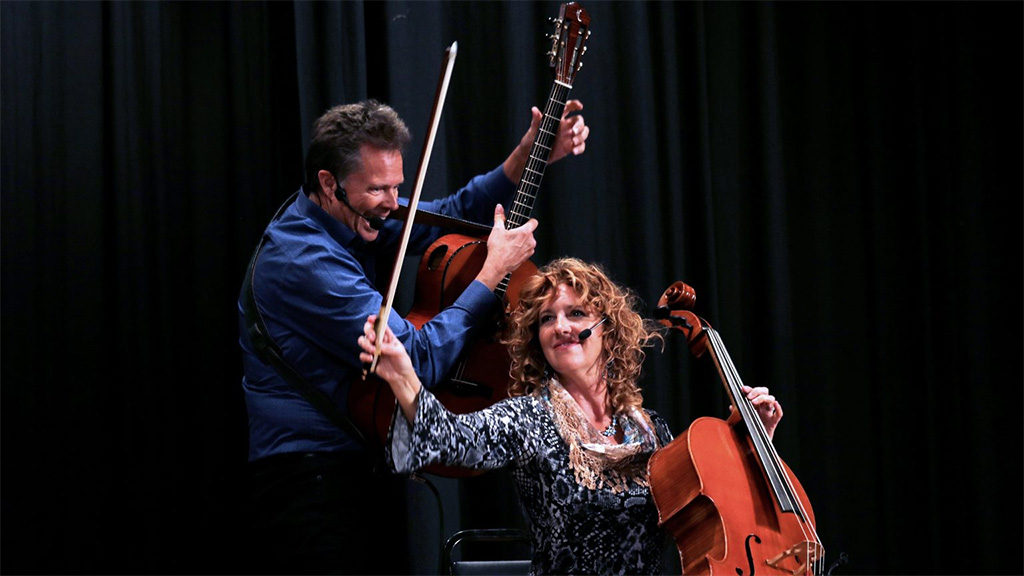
left=501, top=257, right=664, bottom=413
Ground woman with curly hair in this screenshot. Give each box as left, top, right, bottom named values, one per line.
left=357, top=257, right=783, bottom=575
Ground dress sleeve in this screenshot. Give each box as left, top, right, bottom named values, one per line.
left=387, top=388, right=532, bottom=474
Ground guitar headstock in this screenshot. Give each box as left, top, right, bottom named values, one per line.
left=548, top=2, right=591, bottom=87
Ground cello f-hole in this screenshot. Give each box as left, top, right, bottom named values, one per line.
left=739, top=533, right=762, bottom=576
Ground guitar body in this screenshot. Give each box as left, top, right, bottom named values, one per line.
left=410, top=234, right=539, bottom=414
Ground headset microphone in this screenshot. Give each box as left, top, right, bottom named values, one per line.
left=335, top=186, right=385, bottom=231
left=578, top=317, right=608, bottom=342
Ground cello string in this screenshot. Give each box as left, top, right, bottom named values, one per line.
left=658, top=304, right=825, bottom=572
left=711, top=327, right=821, bottom=548
left=707, top=328, right=824, bottom=555
left=716, top=328, right=825, bottom=565
left=706, top=328, right=792, bottom=505
left=709, top=327, right=795, bottom=502
left=705, top=332, right=821, bottom=569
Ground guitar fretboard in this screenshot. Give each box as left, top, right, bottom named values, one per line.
left=496, top=81, right=572, bottom=299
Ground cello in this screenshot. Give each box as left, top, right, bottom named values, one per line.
left=648, top=281, right=826, bottom=575
left=350, top=2, right=592, bottom=459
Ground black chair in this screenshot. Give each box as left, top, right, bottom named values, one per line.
left=441, top=528, right=532, bottom=575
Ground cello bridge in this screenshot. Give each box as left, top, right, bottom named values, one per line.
left=765, top=540, right=824, bottom=576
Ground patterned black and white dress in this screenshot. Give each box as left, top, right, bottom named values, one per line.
left=387, top=382, right=675, bottom=575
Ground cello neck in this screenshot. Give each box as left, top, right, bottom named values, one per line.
left=703, top=326, right=805, bottom=519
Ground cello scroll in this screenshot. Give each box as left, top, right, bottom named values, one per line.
left=653, top=280, right=708, bottom=357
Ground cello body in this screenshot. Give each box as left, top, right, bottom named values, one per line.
left=649, top=417, right=818, bottom=575
left=648, top=281, right=824, bottom=574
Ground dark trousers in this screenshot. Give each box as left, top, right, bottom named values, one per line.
left=247, top=452, right=411, bottom=575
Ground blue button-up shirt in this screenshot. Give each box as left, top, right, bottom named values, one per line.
left=240, top=166, right=516, bottom=460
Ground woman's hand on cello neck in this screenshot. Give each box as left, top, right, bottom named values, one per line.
left=747, top=385, right=783, bottom=439
left=728, top=385, right=784, bottom=440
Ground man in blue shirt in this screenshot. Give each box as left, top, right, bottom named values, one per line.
left=239, top=99, right=588, bottom=574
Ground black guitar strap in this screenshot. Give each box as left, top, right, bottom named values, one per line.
left=239, top=191, right=369, bottom=448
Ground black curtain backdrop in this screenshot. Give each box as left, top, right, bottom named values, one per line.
left=2, top=1, right=1020, bottom=574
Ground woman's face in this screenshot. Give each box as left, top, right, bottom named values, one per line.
left=537, top=283, right=606, bottom=378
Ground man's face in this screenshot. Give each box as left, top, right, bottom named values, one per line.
left=339, top=145, right=404, bottom=242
